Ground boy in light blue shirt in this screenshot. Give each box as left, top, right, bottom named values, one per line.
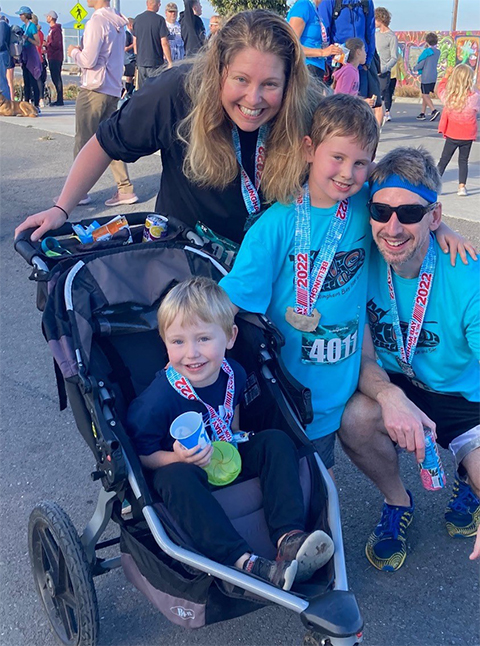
left=220, top=94, right=380, bottom=469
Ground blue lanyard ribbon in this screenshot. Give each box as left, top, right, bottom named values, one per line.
left=387, top=234, right=436, bottom=375
left=294, top=183, right=350, bottom=316
left=165, top=359, right=235, bottom=442
left=232, top=125, right=268, bottom=227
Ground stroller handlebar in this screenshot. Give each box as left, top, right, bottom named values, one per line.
left=13, top=213, right=197, bottom=267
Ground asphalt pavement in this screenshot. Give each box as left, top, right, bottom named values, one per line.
left=0, top=101, right=479, bottom=646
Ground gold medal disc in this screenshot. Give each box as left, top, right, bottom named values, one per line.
left=285, top=307, right=321, bottom=332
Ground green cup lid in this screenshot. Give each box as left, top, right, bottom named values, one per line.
left=205, top=441, right=242, bottom=486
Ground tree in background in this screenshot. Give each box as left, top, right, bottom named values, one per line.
left=210, top=0, right=288, bottom=17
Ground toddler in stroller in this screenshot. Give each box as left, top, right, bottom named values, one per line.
left=14, top=213, right=363, bottom=646
left=127, top=276, right=334, bottom=590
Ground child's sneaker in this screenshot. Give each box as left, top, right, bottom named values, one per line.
left=243, top=554, right=298, bottom=591
left=457, top=186, right=468, bottom=196
left=430, top=109, right=440, bottom=121
left=416, top=112, right=426, bottom=120
left=365, top=491, right=414, bottom=572
left=445, top=476, right=480, bottom=538
left=277, top=530, right=334, bottom=582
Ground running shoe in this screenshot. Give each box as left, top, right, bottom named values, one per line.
left=277, top=530, right=334, bottom=581
left=430, top=109, right=440, bottom=121
left=105, top=191, right=139, bottom=207
left=243, top=554, right=298, bottom=590
left=384, top=111, right=391, bottom=122
left=457, top=186, right=468, bottom=196
left=365, top=491, right=414, bottom=572
left=416, top=113, right=426, bottom=120
left=445, top=477, right=480, bottom=538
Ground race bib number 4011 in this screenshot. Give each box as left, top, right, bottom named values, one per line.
left=301, top=320, right=359, bottom=365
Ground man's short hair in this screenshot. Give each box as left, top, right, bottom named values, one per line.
left=425, top=32, right=438, bottom=46
left=370, top=147, right=442, bottom=195
left=374, top=7, right=391, bottom=27
left=158, top=277, right=235, bottom=340
left=310, top=94, right=379, bottom=156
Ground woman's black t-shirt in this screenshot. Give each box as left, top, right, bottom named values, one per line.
left=96, top=64, right=267, bottom=245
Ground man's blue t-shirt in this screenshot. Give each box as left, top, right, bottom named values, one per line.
left=367, top=240, right=480, bottom=401
left=287, top=0, right=326, bottom=70
left=127, top=359, right=247, bottom=456
left=220, top=187, right=372, bottom=439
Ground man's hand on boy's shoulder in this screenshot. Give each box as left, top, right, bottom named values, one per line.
left=173, top=440, right=213, bottom=467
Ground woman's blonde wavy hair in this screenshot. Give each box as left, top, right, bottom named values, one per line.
left=443, top=64, right=474, bottom=112
left=178, top=9, right=326, bottom=205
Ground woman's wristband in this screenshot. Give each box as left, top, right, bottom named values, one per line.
left=53, top=205, right=69, bottom=220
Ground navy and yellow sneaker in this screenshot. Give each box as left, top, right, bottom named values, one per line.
left=365, top=491, right=414, bottom=572
left=445, top=477, right=480, bottom=538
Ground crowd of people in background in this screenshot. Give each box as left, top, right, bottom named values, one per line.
left=0, top=2, right=477, bottom=204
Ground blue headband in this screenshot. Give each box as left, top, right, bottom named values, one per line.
left=369, top=174, right=437, bottom=203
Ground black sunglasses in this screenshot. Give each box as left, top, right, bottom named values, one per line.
left=368, top=200, right=438, bottom=224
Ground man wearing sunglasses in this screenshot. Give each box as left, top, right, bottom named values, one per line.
left=339, top=146, right=480, bottom=572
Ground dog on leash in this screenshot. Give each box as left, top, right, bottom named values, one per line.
left=0, top=92, right=38, bottom=117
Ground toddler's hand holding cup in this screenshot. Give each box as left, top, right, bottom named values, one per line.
left=170, top=411, right=212, bottom=466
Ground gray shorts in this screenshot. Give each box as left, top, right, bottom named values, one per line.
left=449, top=424, right=480, bottom=470
left=312, top=432, right=337, bottom=469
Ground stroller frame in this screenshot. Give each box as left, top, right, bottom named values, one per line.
left=16, top=214, right=363, bottom=646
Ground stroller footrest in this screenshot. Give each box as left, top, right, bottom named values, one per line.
left=300, top=589, right=363, bottom=638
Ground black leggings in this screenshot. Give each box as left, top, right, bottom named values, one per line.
left=152, top=430, right=306, bottom=566
left=22, top=65, right=39, bottom=107
left=437, top=137, right=474, bottom=185
left=383, top=76, right=397, bottom=112
left=48, top=59, right=64, bottom=104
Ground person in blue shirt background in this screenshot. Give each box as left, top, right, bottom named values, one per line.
left=318, top=0, right=375, bottom=97
left=287, top=0, right=343, bottom=81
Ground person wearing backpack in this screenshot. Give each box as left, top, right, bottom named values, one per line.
left=318, top=0, right=375, bottom=98
left=0, top=14, right=11, bottom=99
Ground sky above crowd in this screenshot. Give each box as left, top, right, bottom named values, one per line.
left=0, top=0, right=478, bottom=31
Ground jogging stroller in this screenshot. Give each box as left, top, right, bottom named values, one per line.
left=15, top=213, right=364, bottom=646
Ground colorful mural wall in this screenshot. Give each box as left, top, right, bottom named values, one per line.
left=393, top=30, right=480, bottom=94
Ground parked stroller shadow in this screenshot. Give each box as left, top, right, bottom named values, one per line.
left=15, top=213, right=363, bottom=646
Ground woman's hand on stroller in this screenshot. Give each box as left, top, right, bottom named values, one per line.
left=15, top=207, right=68, bottom=242
left=173, top=440, right=213, bottom=467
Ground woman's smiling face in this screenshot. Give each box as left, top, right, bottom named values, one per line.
left=220, top=47, right=286, bottom=132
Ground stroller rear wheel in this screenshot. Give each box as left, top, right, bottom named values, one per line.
left=28, top=501, right=99, bottom=646
left=303, top=631, right=362, bottom=646
left=304, top=632, right=332, bottom=646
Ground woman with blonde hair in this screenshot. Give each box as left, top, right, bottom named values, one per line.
left=16, top=9, right=324, bottom=248
left=437, top=64, right=479, bottom=196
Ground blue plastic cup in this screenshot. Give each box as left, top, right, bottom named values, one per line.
left=170, top=411, right=211, bottom=450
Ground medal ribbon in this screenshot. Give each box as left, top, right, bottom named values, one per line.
left=166, top=359, right=235, bottom=442
left=294, top=183, right=349, bottom=316
left=232, top=125, right=268, bottom=219
left=387, top=234, right=436, bottom=374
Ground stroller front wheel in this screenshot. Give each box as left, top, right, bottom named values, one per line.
left=28, top=501, right=99, bottom=646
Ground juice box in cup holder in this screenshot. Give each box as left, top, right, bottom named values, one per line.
left=91, top=215, right=132, bottom=243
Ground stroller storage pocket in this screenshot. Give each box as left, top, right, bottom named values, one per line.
left=120, top=523, right=213, bottom=628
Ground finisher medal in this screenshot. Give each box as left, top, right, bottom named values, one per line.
left=285, top=306, right=321, bottom=332
left=388, top=235, right=436, bottom=380
left=286, top=183, right=349, bottom=333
